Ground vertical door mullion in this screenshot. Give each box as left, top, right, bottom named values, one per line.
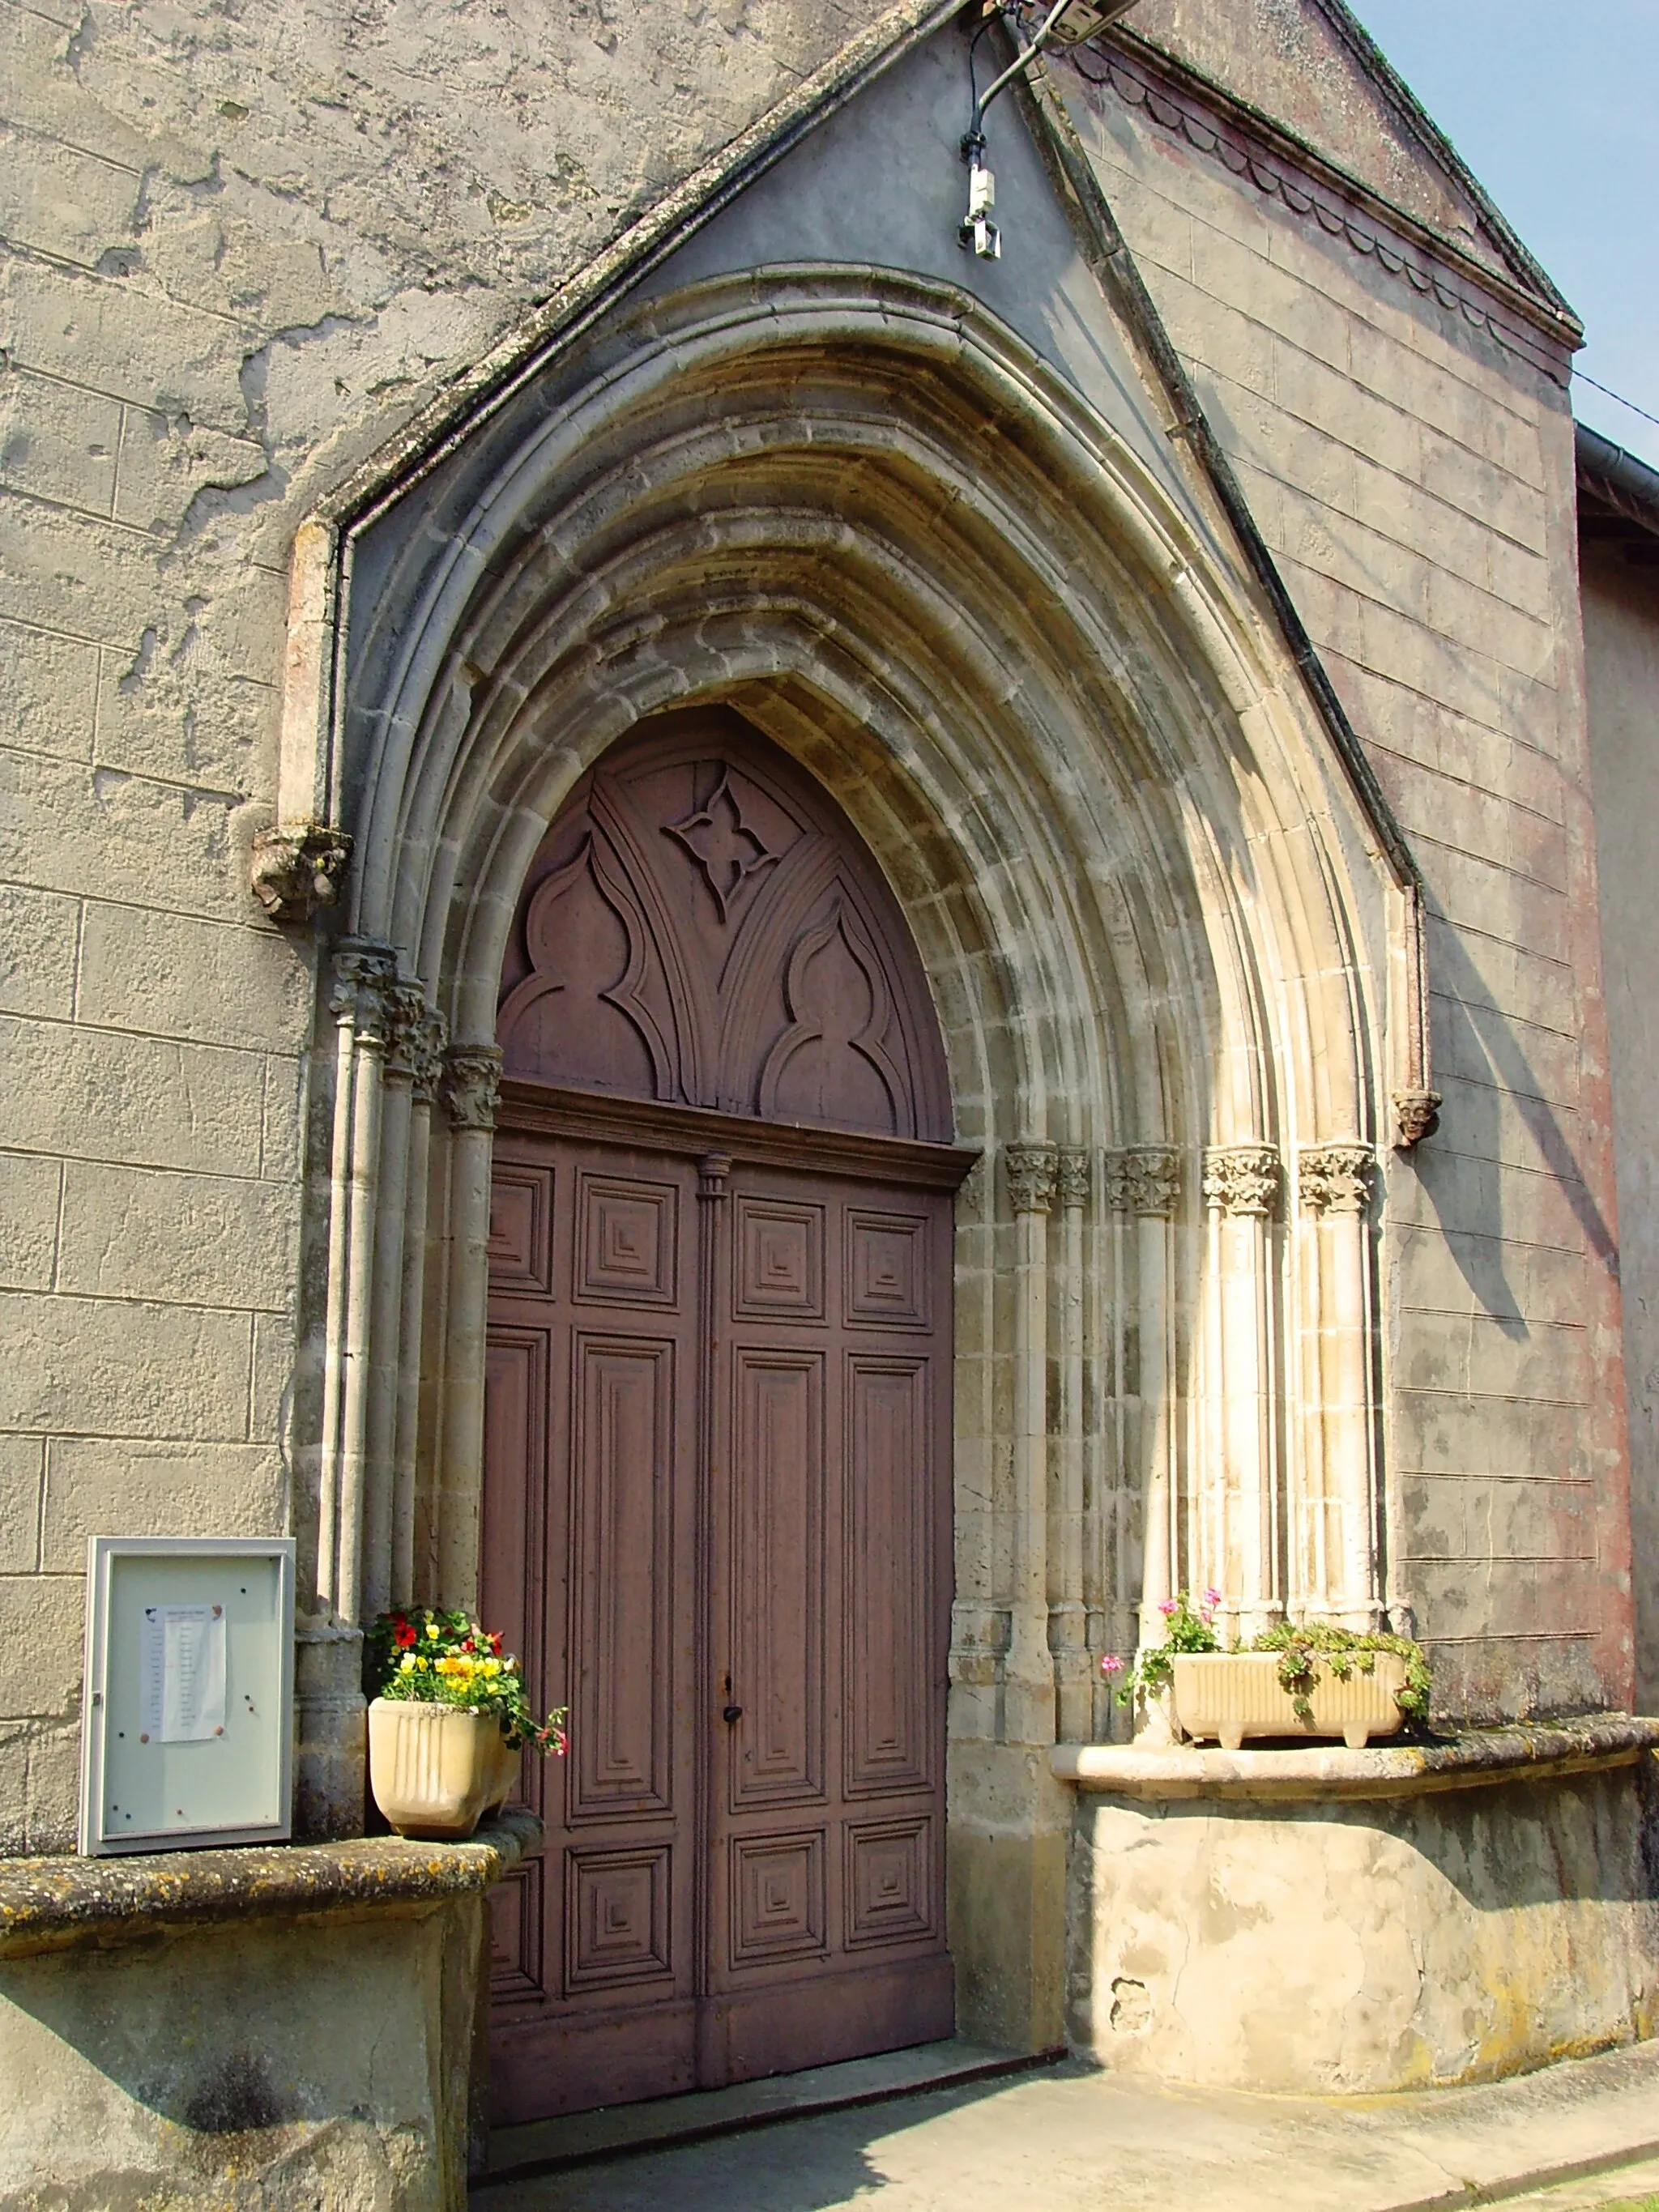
left=693, top=1149, right=734, bottom=2084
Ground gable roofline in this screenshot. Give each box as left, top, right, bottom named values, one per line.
left=284, top=0, right=1433, bottom=1103
left=1312, top=0, right=1575, bottom=324
left=1104, top=1, right=1580, bottom=350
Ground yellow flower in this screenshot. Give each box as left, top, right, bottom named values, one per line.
left=484, top=1658, right=501, bottom=1676
left=399, top=1654, right=416, bottom=1673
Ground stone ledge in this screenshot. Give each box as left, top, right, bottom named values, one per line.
left=0, top=1805, right=544, bottom=1961
left=1051, top=1715, right=1659, bottom=1801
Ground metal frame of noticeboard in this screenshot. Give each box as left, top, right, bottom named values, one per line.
left=79, top=1535, right=296, bottom=1856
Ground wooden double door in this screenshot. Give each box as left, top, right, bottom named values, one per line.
left=482, top=1102, right=957, bottom=2121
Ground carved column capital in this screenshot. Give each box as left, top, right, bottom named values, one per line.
left=1201, top=1144, right=1281, bottom=1217
left=252, top=821, right=353, bottom=925
left=441, top=1045, right=502, bottom=1132
left=385, top=984, right=448, bottom=1102
left=1299, top=1143, right=1376, bottom=1215
left=1113, top=1144, right=1181, bottom=1217
left=1392, top=1088, right=1442, bottom=1149
left=1004, top=1141, right=1058, bottom=1216
left=1054, top=1146, right=1091, bottom=1213
left=328, top=941, right=396, bottom=1037
left=409, top=1008, right=450, bottom=1105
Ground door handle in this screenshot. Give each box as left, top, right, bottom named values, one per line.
left=723, top=1703, right=744, bottom=1724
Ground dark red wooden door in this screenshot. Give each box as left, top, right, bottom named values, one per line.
left=480, top=713, right=967, bottom=2125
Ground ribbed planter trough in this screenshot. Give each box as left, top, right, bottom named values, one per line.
left=1170, top=1652, right=1409, bottom=1751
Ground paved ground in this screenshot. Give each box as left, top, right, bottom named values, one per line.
left=1499, top=2157, right=1659, bottom=2210
left=473, top=2040, right=1659, bottom=2212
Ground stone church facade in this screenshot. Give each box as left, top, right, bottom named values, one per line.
left=3, top=0, right=1658, bottom=2200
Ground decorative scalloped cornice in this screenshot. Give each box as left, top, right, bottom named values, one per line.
left=1065, top=37, right=1577, bottom=386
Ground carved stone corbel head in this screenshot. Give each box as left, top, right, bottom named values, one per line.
left=1392, top=1088, right=1442, bottom=1149
left=251, top=821, right=353, bottom=925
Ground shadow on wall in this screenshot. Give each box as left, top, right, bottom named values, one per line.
left=1418, top=920, right=1616, bottom=1315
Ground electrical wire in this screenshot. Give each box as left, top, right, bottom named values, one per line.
left=970, top=0, right=1068, bottom=137
left=1576, top=372, right=1659, bottom=437
left=966, top=7, right=1003, bottom=126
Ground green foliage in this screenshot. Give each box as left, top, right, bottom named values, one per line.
left=1101, top=1595, right=1432, bottom=1726
left=1102, top=1590, right=1221, bottom=1705
left=1251, top=1618, right=1432, bottom=1722
left=365, top=1607, right=568, bottom=1754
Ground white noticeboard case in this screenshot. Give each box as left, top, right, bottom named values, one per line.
left=80, top=1536, right=296, bottom=1856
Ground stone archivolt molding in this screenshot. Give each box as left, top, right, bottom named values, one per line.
left=441, top=1046, right=503, bottom=1132
left=1104, top=1144, right=1182, bottom=1217
left=1004, top=1141, right=1059, bottom=1217
left=252, top=821, right=354, bottom=925
left=1201, top=1144, right=1281, bottom=1218
left=1299, top=1143, right=1377, bottom=1216
left=280, top=266, right=1405, bottom=1818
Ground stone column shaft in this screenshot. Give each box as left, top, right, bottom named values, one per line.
left=1005, top=1142, right=1057, bottom=1746
left=435, top=1046, right=501, bottom=1609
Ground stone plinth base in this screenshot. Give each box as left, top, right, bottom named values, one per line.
left=0, top=1809, right=541, bottom=2211
left=1055, top=1719, right=1659, bottom=2094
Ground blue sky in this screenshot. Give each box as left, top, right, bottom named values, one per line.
left=1346, top=2, right=1659, bottom=471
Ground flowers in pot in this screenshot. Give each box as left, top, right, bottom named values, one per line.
left=365, top=1608, right=567, bottom=1841
left=1101, top=1592, right=1431, bottom=1751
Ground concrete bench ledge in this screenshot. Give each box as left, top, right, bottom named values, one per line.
left=1051, top=1713, right=1659, bottom=1800
left=0, top=1804, right=544, bottom=1959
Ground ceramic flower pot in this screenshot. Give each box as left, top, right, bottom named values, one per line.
left=1169, top=1651, right=1409, bottom=1751
left=369, top=1698, right=521, bottom=1840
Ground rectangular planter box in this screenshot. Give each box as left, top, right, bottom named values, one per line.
left=1169, top=1651, right=1408, bottom=1750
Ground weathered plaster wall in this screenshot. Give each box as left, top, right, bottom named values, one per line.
left=1056, top=30, right=1629, bottom=1717
left=0, top=0, right=922, bottom=1852
left=1581, top=542, right=1659, bottom=1712
left=0, top=1894, right=484, bottom=2210
left=1068, top=1767, right=1659, bottom=2091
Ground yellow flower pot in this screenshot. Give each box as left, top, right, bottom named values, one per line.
left=1169, top=1652, right=1409, bottom=1751
left=368, top=1698, right=522, bottom=1840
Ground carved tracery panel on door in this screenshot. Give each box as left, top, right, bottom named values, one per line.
left=484, top=710, right=967, bottom=2127
left=496, top=708, right=952, bottom=1144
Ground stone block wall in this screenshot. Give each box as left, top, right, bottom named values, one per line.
left=1581, top=539, right=1659, bottom=1711
left=0, top=0, right=909, bottom=1852
left=1057, top=37, right=1627, bottom=1715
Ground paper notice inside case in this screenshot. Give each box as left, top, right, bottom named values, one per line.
left=139, top=1604, right=228, bottom=1742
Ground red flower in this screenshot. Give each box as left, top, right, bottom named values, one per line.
left=394, top=1621, right=416, bottom=1649
left=488, top=1632, right=503, bottom=1655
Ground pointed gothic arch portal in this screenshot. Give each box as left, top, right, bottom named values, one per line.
left=481, top=708, right=971, bottom=2120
